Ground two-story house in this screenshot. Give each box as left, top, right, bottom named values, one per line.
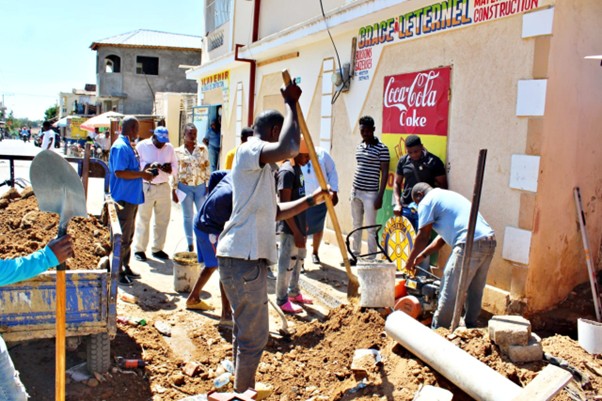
left=91, top=29, right=202, bottom=115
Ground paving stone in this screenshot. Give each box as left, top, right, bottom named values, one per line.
left=507, top=333, right=543, bottom=363
left=488, top=315, right=531, bottom=346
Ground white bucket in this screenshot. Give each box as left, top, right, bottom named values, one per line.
left=173, top=252, right=201, bottom=292
left=356, top=260, right=396, bottom=308
left=578, top=318, right=602, bottom=354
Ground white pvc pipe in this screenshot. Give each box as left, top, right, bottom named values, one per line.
left=385, top=311, right=522, bottom=401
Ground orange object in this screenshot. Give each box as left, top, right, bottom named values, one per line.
left=394, top=295, right=422, bottom=319
left=394, top=279, right=407, bottom=299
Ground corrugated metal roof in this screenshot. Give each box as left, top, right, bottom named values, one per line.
left=90, top=29, right=202, bottom=50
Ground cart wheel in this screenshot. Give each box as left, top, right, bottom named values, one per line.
left=87, top=333, right=111, bottom=373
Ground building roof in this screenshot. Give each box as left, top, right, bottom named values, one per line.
left=90, top=29, right=202, bottom=51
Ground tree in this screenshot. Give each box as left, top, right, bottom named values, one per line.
left=44, top=105, right=59, bottom=122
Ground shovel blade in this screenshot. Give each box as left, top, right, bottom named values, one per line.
left=30, top=150, right=87, bottom=231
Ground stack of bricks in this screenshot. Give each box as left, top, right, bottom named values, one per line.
left=488, top=315, right=543, bottom=363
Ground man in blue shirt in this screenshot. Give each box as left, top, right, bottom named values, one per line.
left=406, top=183, right=496, bottom=329
left=0, top=235, right=73, bottom=400
left=109, top=116, right=155, bottom=286
left=203, top=119, right=221, bottom=172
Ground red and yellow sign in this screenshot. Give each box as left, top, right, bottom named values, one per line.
left=377, top=66, right=451, bottom=225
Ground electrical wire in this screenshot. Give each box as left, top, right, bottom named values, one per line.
left=319, top=0, right=350, bottom=105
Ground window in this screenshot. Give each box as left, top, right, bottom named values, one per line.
left=205, top=0, right=231, bottom=33
left=104, top=55, right=121, bottom=73
left=136, top=56, right=159, bottom=75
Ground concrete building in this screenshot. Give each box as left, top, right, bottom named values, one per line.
left=58, top=84, right=97, bottom=118
left=186, top=0, right=602, bottom=315
left=91, top=29, right=202, bottom=115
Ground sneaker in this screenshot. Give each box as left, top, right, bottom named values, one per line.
left=311, top=253, right=321, bottom=264
left=123, top=266, right=141, bottom=278
left=279, top=300, right=302, bottom=314
left=289, top=293, right=313, bottom=305
left=152, top=250, right=170, bottom=260
left=134, top=252, right=147, bottom=261
left=118, top=273, right=133, bottom=286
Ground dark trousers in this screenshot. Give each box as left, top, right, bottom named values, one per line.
left=116, top=201, right=138, bottom=272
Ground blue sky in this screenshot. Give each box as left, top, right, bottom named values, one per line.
left=0, top=0, right=203, bottom=120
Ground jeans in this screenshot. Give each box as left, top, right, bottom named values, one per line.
left=178, top=182, right=206, bottom=247
left=218, top=257, right=268, bottom=392
left=432, top=238, right=497, bottom=329
left=0, top=335, right=28, bottom=400
left=350, top=188, right=379, bottom=257
left=276, top=233, right=306, bottom=305
left=208, top=146, right=220, bottom=172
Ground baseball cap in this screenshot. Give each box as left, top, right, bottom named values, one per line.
left=153, top=126, right=169, bottom=143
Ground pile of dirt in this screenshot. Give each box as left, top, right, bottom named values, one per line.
left=0, top=187, right=110, bottom=269
left=63, top=303, right=602, bottom=401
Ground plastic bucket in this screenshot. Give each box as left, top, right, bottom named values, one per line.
left=173, top=252, right=201, bottom=292
left=578, top=318, right=602, bottom=354
left=356, top=261, right=396, bottom=308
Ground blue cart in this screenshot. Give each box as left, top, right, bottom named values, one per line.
left=0, top=199, right=121, bottom=373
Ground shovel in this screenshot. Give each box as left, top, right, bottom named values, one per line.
left=30, top=150, right=87, bottom=401
left=281, top=70, right=360, bottom=299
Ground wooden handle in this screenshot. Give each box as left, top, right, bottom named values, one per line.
left=55, top=270, right=66, bottom=401
left=282, top=70, right=359, bottom=295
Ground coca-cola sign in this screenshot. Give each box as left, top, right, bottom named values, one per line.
left=382, top=67, right=450, bottom=135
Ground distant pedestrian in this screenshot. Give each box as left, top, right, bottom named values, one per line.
left=108, top=116, right=155, bottom=286
left=40, top=121, right=54, bottom=150
left=224, top=127, right=253, bottom=170
left=300, top=146, right=339, bottom=264
left=350, top=115, right=390, bottom=260
left=203, top=119, right=221, bottom=172
left=172, top=123, right=210, bottom=252
left=133, top=126, right=178, bottom=262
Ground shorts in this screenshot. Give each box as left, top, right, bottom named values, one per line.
left=306, top=203, right=327, bottom=235
left=194, top=226, right=219, bottom=268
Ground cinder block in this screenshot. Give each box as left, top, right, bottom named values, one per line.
left=488, top=315, right=531, bottom=346
left=507, top=333, right=543, bottom=363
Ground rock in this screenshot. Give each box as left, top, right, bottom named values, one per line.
left=0, top=199, right=9, bottom=209
left=20, top=187, right=34, bottom=199
left=171, top=373, right=185, bottom=386
left=97, top=256, right=110, bottom=271
left=182, top=361, right=203, bottom=377
left=86, top=378, right=99, bottom=387
left=488, top=315, right=531, bottom=346
left=94, top=243, right=107, bottom=256
left=21, top=211, right=38, bottom=228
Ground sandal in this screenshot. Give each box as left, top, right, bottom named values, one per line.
left=279, top=300, right=302, bottom=314
left=186, top=300, right=215, bottom=311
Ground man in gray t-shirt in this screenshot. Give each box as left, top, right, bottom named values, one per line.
left=216, top=82, right=329, bottom=393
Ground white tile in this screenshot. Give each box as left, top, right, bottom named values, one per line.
left=522, top=7, right=554, bottom=38
left=510, top=154, right=540, bottom=192
left=516, top=79, right=547, bottom=116
left=502, top=226, right=532, bottom=265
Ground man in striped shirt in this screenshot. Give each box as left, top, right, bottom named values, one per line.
left=350, top=115, right=390, bottom=260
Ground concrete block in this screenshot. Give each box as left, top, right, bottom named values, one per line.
left=488, top=315, right=531, bottom=346
left=507, top=333, right=543, bottom=363
left=413, top=385, right=453, bottom=401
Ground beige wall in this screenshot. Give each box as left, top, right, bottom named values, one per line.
left=525, top=0, right=602, bottom=312
left=258, top=0, right=348, bottom=40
